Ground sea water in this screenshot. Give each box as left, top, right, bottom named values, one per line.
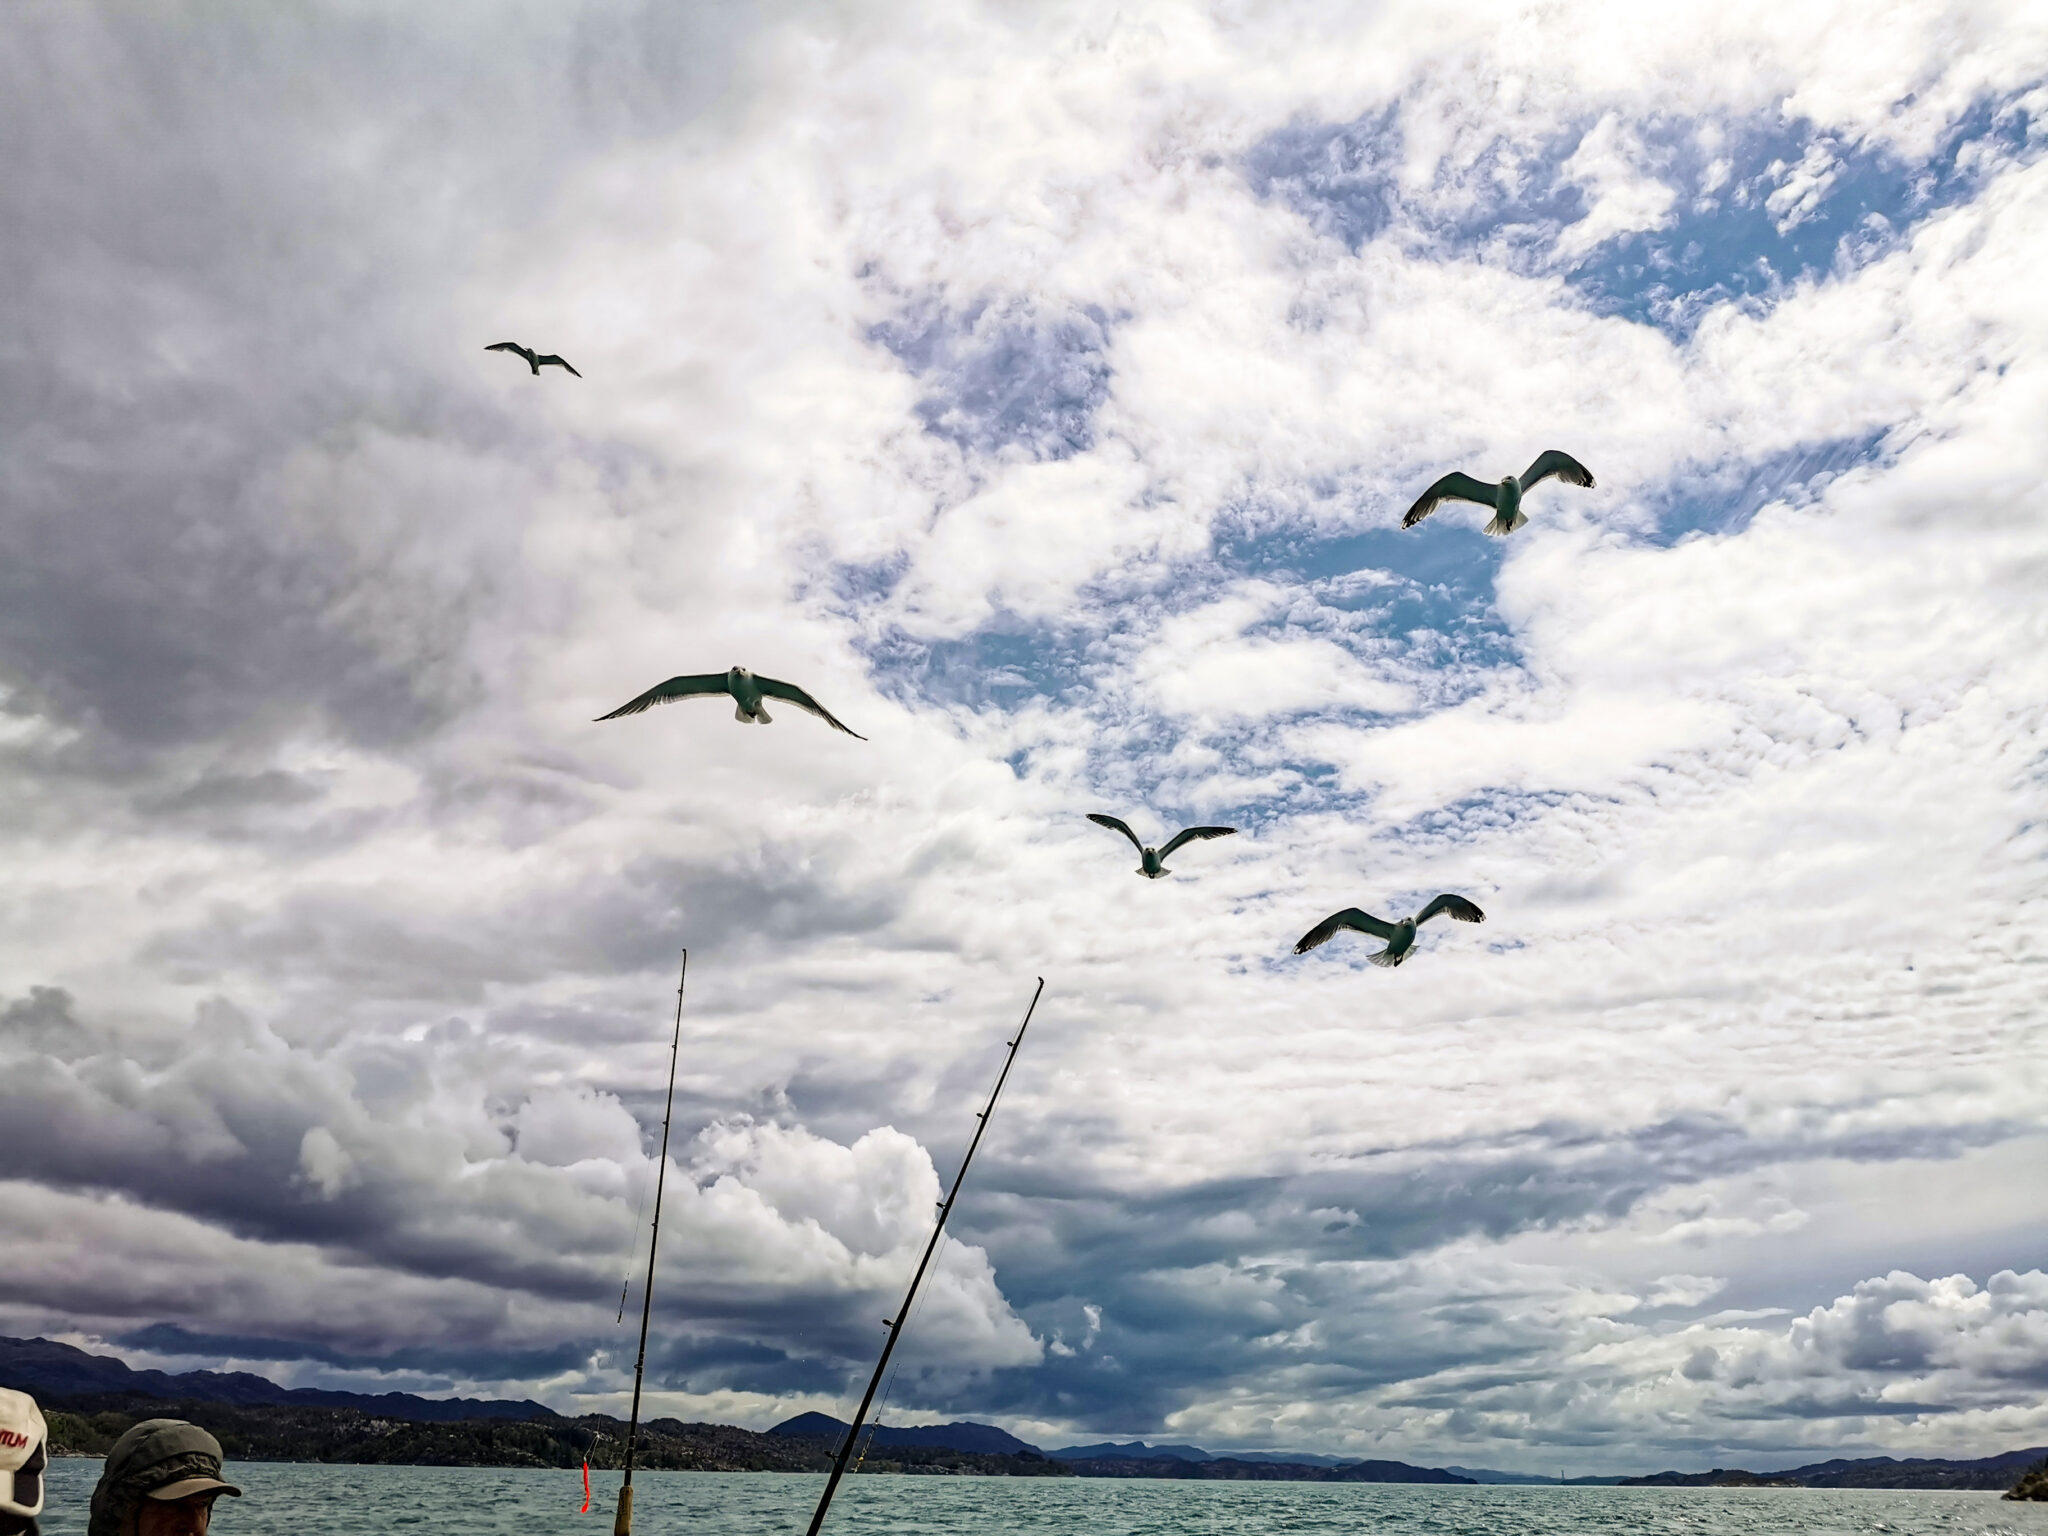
left=39, top=1458, right=2048, bottom=1535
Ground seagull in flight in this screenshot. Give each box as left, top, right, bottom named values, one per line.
left=1402, top=450, right=1594, bottom=536
left=1293, top=894, right=1485, bottom=966
left=596, top=666, right=865, bottom=738
left=487, top=341, right=582, bottom=377
left=1087, top=814, right=1236, bottom=879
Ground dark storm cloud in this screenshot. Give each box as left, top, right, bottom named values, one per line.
left=0, top=985, right=87, bottom=1050
left=0, top=994, right=604, bottom=1302
left=14, top=956, right=2020, bottom=1419
left=114, top=1322, right=593, bottom=1390
left=1, top=17, right=491, bottom=770
left=0, top=983, right=1010, bottom=1379
left=0, top=2, right=783, bottom=784
left=729, top=1091, right=2035, bottom=1428
left=141, top=845, right=907, bottom=1006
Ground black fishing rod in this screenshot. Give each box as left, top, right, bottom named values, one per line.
left=614, top=948, right=688, bottom=1536
left=802, top=977, right=1046, bottom=1536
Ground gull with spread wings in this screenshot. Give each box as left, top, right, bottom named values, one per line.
left=1293, top=894, right=1486, bottom=966
left=1087, top=814, right=1236, bottom=879
left=486, top=341, right=582, bottom=377
left=1402, top=449, right=1593, bottom=536
left=596, top=666, right=865, bottom=738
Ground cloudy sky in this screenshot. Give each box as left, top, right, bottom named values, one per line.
left=3, top=0, right=2046, bottom=1477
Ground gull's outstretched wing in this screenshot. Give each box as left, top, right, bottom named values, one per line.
left=486, top=342, right=535, bottom=363
left=1086, top=813, right=1147, bottom=854
left=1293, top=908, right=1397, bottom=954
left=1417, top=893, right=1486, bottom=926
left=755, top=675, right=866, bottom=738
left=1519, top=449, right=1594, bottom=492
left=1158, top=825, right=1237, bottom=861
left=595, top=674, right=731, bottom=721
left=1402, top=471, right=1498, bottom=528
left=535, top=354, right=582, bottom=378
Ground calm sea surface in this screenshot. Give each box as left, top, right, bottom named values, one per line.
left=41, top=1459, right=2048, bottom=1536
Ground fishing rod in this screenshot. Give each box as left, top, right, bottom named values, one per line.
left=803, top=976, right=1046, bottom=1536
left=613, top=948, right=688, bottom=1536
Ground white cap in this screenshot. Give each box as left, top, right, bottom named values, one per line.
left=0, top=1387, right=47, bottom=1520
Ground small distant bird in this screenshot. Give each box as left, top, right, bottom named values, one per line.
left=486, top=341, right=582, bottom=377
left=596, top=666, right=865, bottom=738
left=1087, top=814, right=1236, bottom=879
left=1293, top=894, right=1485, bottom=966
left=1402, top=450, right=1594, bottom=536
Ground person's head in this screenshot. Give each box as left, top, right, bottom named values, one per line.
left=0, top=1387, right=49, bottom=1536
left=132, top=1492, right=220, bottom=1536
left=86, top=1420, right=240, bottom=1536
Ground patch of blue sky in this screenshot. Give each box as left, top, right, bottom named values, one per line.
left=1243, top=104, right=1402, bottom=250
left=1566, top=93, right=2039, bottom=336
left=1248, top=89, right=2040, bottom=340
left=867, top=292, right=1116, bottom=462
left=862, top=615, right=1103, bottom=714
left=828, top=552, right=909, bottom=605
left=1214, top=506, right=1523, bottom=708
left=1644, top=429, right=1892, bottom=545
left=1247, top=104, right=1587, bottom=260
left=1393, top=785, right=1597, bottom=850
left=843, top=515, right=1526, bottom=844
left=847, top=502, right=1517, bottom=721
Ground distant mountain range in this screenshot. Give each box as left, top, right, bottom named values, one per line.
left=1048, top=1439, right=1459, bottom=1474
left=1060, top=1455, right=1474, bottom=1484
left=774, top=1419, right=1467, bottom=1481
left=40, top=1397, right=1060, bottom=1478
left=1050, top=1438, right=1215, bottom=1462
left=1620, top=1449, right=2048, bottom=1492
left=1441, top=1466, right=1585, bottom=1485
left=1048, top=1439, right=1352, bottom=1466
left=0, top=1336, right=551, bottom=1423
left=769, top=1412, right=1043, bottom=1457
left=4, top=1335, right=2040, bottom=1491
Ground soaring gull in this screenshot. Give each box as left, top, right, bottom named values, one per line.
left=597, top=667, right=865, bottom=738
left=1293, top=894, right=1486, bottom=966
left=1402, top=450, right=1593, bottom=536
left=487, top=342, right=582, bottom=377
left=1087, top=814, right=1236, bottom=879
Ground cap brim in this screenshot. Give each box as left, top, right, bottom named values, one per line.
left=147, top=1477, right=242, bottom=1501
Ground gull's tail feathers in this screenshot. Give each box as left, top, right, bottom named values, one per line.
left=1368, top=948, right=1403, bottom=968
left=1484, top=509, right=1528, bottom=537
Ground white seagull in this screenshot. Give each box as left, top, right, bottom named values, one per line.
left=487, top=341, right=582, bottom=377
left=1293, top=894, right=1485, bottom=966
left=597, top=667, right=865, bottom=738
left=1087, top=814, right=1237, bottom=878
left=1402, top=450, right=1594, bottom=536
